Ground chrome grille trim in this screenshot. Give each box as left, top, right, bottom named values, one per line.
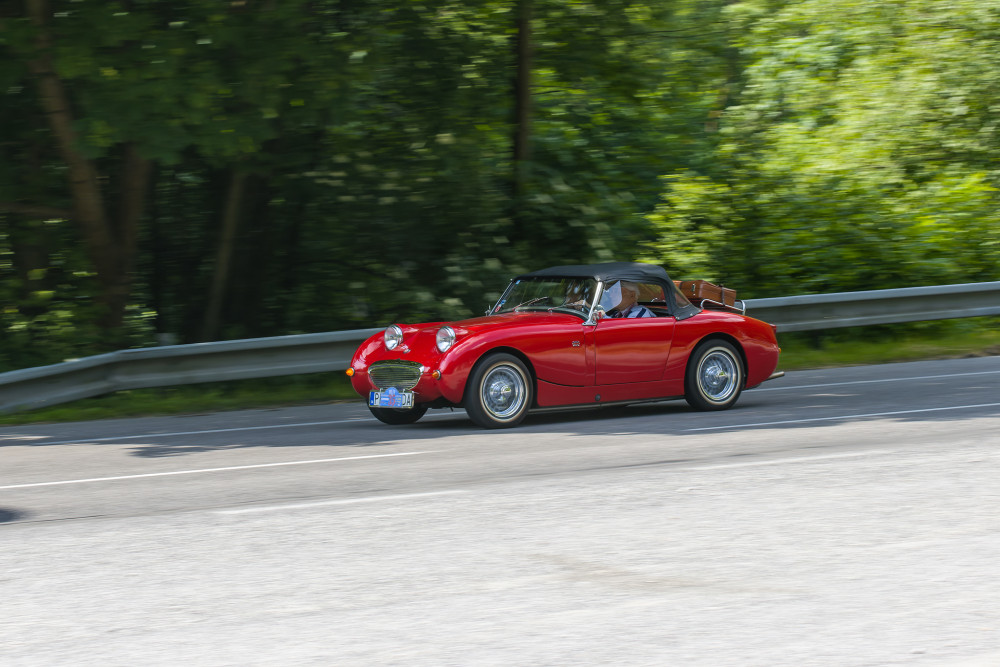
left=368, top=360, right=422, bottom=391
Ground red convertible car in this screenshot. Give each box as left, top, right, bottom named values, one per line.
left=348, top=262, right=781, bottom=428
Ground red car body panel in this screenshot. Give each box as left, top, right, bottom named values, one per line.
left=349, top=308, right=780, bottom=410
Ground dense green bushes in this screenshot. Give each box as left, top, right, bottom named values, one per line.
left=1, top=0, right=997, bottom=372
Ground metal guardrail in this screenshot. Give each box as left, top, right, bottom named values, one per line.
left=0, top=328, right=381, bottom=415
left=744, top=281, right=1000, bottom=332
left=0, top=281, right=997, bottom=414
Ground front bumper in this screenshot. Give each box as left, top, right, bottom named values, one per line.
left=350, top=361, right=463, bottom=406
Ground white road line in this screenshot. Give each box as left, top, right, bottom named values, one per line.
left=0, top=451, right=431, bottom=490
left=214, top=490, right=469, bottom=515
left=36, top=418, right=372, bottom=445
left=32, top=411, right=465, bottom=446
left=686, top=402, right=1000, bottom=432
left=755, top=369, right=1000, bottom=392
left=681, top=450, right=891, bottom=471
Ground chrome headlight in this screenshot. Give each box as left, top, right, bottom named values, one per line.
left=436, top=326, right=456, bottom=353
left=384, top=324, right=403, bottom=350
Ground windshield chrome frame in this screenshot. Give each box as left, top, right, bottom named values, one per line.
left=490, top=280, right=517, bottom=315
left=583, top=281, right=605, bottom=326
left=491, top=277, right=603, bottom=321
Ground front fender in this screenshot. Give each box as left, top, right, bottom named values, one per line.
left=436, top=337, right=514, bottom=404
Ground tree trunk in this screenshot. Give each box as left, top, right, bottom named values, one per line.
left=111, top=143, right=153, bottom=326
left=512, top=0, right=532, bottom=194
left=201, top=170, right=249, bottom=341
left=509, top=0, right=533, bottom=242
left=24, top=0, right=149, bottom=335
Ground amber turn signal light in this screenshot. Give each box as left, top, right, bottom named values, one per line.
left=431, top=370, right=442, bottom=380
left=345, top=368, right=355, bottom=377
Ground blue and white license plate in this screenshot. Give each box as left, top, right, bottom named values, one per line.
left=369, top=388, right=415, bottom=409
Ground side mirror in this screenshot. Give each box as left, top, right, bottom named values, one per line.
left=585, top=306, right=605, bottom=325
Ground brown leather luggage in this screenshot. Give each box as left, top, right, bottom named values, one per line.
left=674, top=280, right=737, bottom=307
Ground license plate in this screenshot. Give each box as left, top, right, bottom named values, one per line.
left=369, top=388, right=415, bottom=409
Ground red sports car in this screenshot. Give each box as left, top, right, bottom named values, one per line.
left=348, top=262, right=782, bottom=428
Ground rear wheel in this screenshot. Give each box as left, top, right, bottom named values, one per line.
left=685, top=340, right=744, bottom=411
left=465, top=353, right=532, bottom=429
left=368, top=403, right=428, bottom=425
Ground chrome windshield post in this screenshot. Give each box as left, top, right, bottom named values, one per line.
left=584, top=281, right=604, bottom=326
left=490, top=280, right=516, bottom=315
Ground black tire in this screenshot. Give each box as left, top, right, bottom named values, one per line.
left=465, top=353, right=533, bottom=429
left=685, top=340, right=745, bottom=411
left=368, top=403, right=428, bottom=425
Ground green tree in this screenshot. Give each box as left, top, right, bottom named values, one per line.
left=646, top=0, right=1000, bottom=295
left=0, top=0, right=777, bottom=370
left=1, top=0, right=369, bottom=349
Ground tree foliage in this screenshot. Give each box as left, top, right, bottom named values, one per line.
left=646, top=0, right=1000, bottom=295
left=0, top=0, right=997, bottom=371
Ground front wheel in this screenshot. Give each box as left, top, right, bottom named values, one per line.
left=685, top=340, right=744, bottom=411
left=368, top=403, right=428, bottom=425
left=465, top=353, right=532, bottom=429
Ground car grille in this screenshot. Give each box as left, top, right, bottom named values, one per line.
left=368, top=361, right=422, bottom=391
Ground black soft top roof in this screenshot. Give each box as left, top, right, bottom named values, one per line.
left=520, top=262, right=674, bottom=287
left=517, top=262, right=700, bottom=320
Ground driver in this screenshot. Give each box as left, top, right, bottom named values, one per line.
left=562, top=281, right=591, bottom=311
left=609, top=281, right=654, bottom=318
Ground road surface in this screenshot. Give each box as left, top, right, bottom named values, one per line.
left=2, top=356, right=999, bottom=666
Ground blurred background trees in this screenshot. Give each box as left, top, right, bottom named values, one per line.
left=0, top=0, right=997, bottom=370
left=646, top=0, right=1000, bottom=294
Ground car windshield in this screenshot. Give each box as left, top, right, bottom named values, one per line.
left=493, top=277, right=598, bottom=316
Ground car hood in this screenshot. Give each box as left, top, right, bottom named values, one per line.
left=447, top=311, right=583, bottom=335
left=395, top=311, right=581, bottom=341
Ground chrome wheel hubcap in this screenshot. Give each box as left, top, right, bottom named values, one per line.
left=481, top=365, right=526, bottom=420
left=698, top=350, right=739, bottom=402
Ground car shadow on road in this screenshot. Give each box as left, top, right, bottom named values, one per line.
left=119, top=402, right=704, bottom=457
left=117, top=390, right=1000, bottom=457
left=0, top=508, right=27, bottom=523
left=4, top=363, right=997, bottom=458
left=329, top=392, right=1000, bottom=439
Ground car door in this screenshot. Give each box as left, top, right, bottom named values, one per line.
left=593, top=315, right=675, bottom=385
left=515, top=318, right=593, bottom=387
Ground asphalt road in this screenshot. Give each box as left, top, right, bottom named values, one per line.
left=2, top=356, right=999, bottom=666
